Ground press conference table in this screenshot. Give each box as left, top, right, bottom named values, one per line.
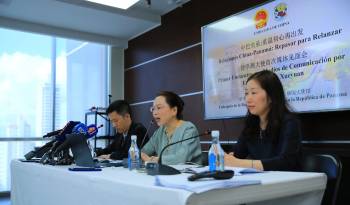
left=11, top=160, right=326, bottom=205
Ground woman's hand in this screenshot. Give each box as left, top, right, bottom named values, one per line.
left=98, top=154, right=111, bottom=159
left=141, top=152, right=159, bottom=163
left=224, top=152, right=264, bottom=170
left=224, top=152, right=241, bottom=167
left=141, top=152, right=151, bottom=162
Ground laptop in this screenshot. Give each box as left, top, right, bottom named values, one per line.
left=65, top=133, right=123, bottom=168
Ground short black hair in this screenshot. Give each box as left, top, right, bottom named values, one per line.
left=106, top=100, right=132, bottom=117
left=156, top=91, right=184, bottom=120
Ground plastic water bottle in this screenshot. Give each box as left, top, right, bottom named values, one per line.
left=208, top=130, right=225, bottom=172
left=128, top=135, right=140, bottom=170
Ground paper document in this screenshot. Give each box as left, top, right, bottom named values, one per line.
left=181, top=166, right=263, bottom=176
left=155, top=173, right=261, bottom=193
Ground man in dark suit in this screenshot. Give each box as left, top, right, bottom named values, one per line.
left=96, top=100, right=149, bottom=160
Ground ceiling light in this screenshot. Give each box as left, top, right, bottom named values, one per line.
left=85, top=0, right=139, bottom=9
left=209, top=17, right=255, bottom=32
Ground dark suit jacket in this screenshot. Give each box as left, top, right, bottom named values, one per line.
left=96, top=122, right=148, bottom=160
left=234, top=114, right=302, bottom=171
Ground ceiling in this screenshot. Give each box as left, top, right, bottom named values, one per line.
left=0, top=0, right=190, bottom=47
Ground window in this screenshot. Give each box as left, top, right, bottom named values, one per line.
left=0, top=28, right=109, bottom=192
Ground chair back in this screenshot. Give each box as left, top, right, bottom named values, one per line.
left=201, top=151, right=208, bottom=166
left=301, top=154, right=342, bottom=205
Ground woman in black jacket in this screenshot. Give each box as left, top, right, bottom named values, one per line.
left=224, top=70, right=302, bottom=171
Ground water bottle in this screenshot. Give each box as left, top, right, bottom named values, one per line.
left=128, top=135, right=140, bottom=170
left=208, top=130, right=225, bottom=172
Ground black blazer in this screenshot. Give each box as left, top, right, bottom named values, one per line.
left=234, top=114, right=302, bottom=171
left=96, top=122, right=148, bottom=160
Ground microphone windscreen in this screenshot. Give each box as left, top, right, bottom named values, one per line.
left=86, top=124, right=98, bottom=139
left=72, top=123, right=88, bottom=134
left=56, top=121, right=81, bottom=142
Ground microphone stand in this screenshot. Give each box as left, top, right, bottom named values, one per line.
left=140, top=120, right=154, bottom=148
left=153, top=131, right=211, bottom=175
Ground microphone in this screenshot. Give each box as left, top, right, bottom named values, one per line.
left=53, top=123, right=103, bottom=155
left=29, top=121, right=79, bottom=163
left=87, top=124, right=103, bottom=138
left=55, top=121, right=81, bottom=142
left=148, top=130, right=211, bottom=175
left=71, top=123, right=103, bottom=139
left=43, top=129, right=63, bottom=138
left=140, top=120, right=154, bottom=148
left=24, top=140, right=55, bottom=160
left=38, top=121, right=102, bottom=165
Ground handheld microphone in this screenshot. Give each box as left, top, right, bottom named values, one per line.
left=87, top=124, right=103, bottom=138
left=34, top=121, right=79, bottom=163
left=39, top=121, right=101, bottom=165
left=53, top=124, right=103, bottom=155
left=72, top=123, right=103, bottom=138
left=148, top=130, right=211, bottom=175
left=72, top=123, right=87, bottom=134
left=140, top=120, right=154, bottom=148
left=43, top=129, right=63, bottom=138
left=55, top=121, right=81, bottom=142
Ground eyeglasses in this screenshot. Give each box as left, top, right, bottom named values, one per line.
left=150, top=105, right=166, bottom=113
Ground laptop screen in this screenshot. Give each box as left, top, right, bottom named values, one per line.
left=65, top=134, right=96, bottom=167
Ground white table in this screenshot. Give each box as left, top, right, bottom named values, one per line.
left=11, top=160, right=326, bottom=205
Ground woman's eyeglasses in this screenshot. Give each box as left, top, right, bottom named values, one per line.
left=150, top=105, right=166, bottom=113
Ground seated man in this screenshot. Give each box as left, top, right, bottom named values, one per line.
left=96, top=100, right=148, bottom=160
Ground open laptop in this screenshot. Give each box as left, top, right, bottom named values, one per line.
left=65, top=133, right=123, bottom=168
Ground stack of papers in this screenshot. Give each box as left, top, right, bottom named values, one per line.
left=173, top=165, right=263, bottom=176
left=155, top=168, right=262, bottom=193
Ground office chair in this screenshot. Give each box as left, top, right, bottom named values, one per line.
left=301, top=154, right=342, bottom=205
left=201, top=151, right=208, bottom=166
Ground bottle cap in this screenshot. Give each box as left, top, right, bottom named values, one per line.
left=211, top=130, right=220, bottom=138
left=131, top=135, right=137, bottom=140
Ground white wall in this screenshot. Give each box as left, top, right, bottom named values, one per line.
left=109, top=46, right=124, bottom=101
